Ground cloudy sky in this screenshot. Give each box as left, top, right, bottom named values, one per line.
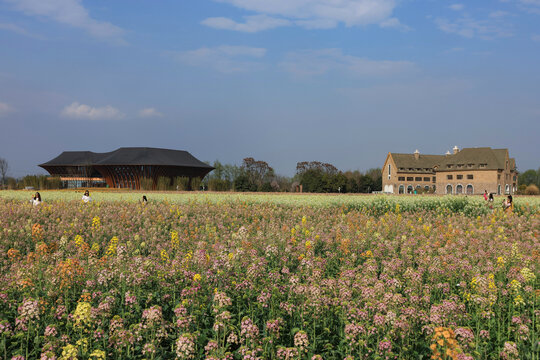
left=0, top=0, right=539, bottom=177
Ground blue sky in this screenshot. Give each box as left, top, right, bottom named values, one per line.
left=0, top=0, right=539, bottom=177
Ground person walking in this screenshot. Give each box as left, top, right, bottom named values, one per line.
left=82, top=190, right=92, bottom=203
left=483, top=190, right=488, bottom=201
left=503, top=195, right=513, bottom=213
left=32, top=192, right=42, bottom=206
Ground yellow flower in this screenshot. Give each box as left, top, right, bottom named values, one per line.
left=161, top=249, right=169, bottom=263
left=496, top=257, right=505, bottom=267
left=514, top=295, right=525, bottom=306
left=89, top=349, right=106, bottom=360
left=193, top=273, right=202, bottom=282
left=305, top=240, right=311, bottom=249
left=171, top=231, right=179, bottom=248
left=291, top=227, right=296, bottom=236
left=106, top=236, right=119, bottom=256
left=228, top=253, right=234, bottom=260
left=74, top=235, right=84, bottom=247
left=60, top=344, right=78, bottom=360
left=76, top=338, right=89, bottom=352
left=302, top=216, right=307, bottom=226
left=510, top=279, right=521, bottom=292
left=91, top=242, right=99, bottom=252
left=91, top=216, right=101, bottom=229
left=521, top=268, right=536, bottom=283
left=73, top=302, right=92, bottom=327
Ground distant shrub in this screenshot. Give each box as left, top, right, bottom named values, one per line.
left=208, top=179, right=231, bottom=191
left=525, top=184, right=540, bottom=195
left=140, top=177, right=154, bottom=190
left=190, top=177, right=202, bottom=191
left=156, top=177, right=171, bottom=191
left=174, top=177, right=189, bottom=191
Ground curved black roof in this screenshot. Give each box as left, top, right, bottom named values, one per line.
left=40, top=147, right=213, bottom=169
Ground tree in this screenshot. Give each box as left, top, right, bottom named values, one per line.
left=0, top=157, right=8, bottom=187
left=518, top=169, right=539, bottom=187
left=241, top=157, right=275, bottom=190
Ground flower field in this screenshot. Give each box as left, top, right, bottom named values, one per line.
left=0, top=193, right=538, bottom=359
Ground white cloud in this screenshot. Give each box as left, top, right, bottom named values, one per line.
left=379, top=17, right=411, bottom=31
left=0, top=22, right=45, bottom=39
left=489, top=10, right=512, bottom=18
left=0, top=102, right=14, bottom=117
left=449, top=4, right=465, bottom=11
left=201, top=15, right=291, bottom=32
left=171, top=45, right=267, bottom=73
left=434, top=15, right=513, bottom=39
left=4, top=0, right=125, bottom=42
left=61, top=102, right=125, bottom=120
left=203, top=0, right=399, bottom=31
left=279, top=48, right=415, bottom=77
left=138, top=108, right=163, bottom=118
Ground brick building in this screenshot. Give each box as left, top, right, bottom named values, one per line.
left=382, top=147, right=517, bottom=195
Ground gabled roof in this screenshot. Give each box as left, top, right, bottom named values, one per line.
left=388, top=147, right=516, bottom=173
left=390, top=153, right=445, bottom=171
left=40, top=147, right=213, bottom=169
left=437, top=147, right=509, bottom=171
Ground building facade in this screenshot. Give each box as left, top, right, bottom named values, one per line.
left=382, top=147, right=517, bottom=195
left=40, top=147, right=214, bottom=190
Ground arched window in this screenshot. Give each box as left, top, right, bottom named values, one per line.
left=466, top=184, right=473, bottom=195
left=456, top=184, right=463, bottom=194
left=505, top=184, right=510, bottom=194
left=407, top=185, right=413, bottom=194
left=424, top=185, right=430, bottom=192
left=498, top=185, right=501, bottom=195
left=446, top=184, right=453, bottom=194
left=399, top=185, right=404, bottom=194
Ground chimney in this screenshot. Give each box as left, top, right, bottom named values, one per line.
left=453, top=145, right=459, bottom=155
left=445, top=150, right=451, bottom=156
left=414, top=149, right=420, bottom=160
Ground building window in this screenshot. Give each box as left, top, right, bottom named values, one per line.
left=456, top=184, right=463, bottom=194
left=446, top=184, right=452, bottom=194
left=407, top=177, right=413, bottom=181
left=513, top=176, right=516, bottom=181
left=447, top=164, right=453, bottom=169
left=447, top=175, right=453, bottom=180
left=399, top=185, right=404, bottom=194
left=423, top=177, right=430, bottom=181
left=424, top=185, right=430, bottom=192
left=467, top=174, right=473, bottom=180
left=415, top=177, right=422, bottom=181
left=498, top=174, right=501, bottom=180
left=432, top=177, right=436, bottom=183
left=498, top=185, right=501, bottom=195
left=388, top=164, right=391, bottom=179
left=457, top=164, right=463, bottom=168
left=505, top=184, right=510, bottom=194
left=407, top=185, right=413, bottom=194
left=479, top=164, right=487, bottom=168
left=466, top=184, right=473, bottom=195
left=457, top=175, right=463, bottom=180
left=467, top=164, right=474, bottom=168
left=398, top=176, right=405, bottom=181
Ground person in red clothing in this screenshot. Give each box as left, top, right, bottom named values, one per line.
left=483, top=190, right=488, bottom=201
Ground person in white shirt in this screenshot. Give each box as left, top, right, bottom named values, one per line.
left=31, top=192, right=42, bottom=206
left=82, top=190, right=92, bottom=203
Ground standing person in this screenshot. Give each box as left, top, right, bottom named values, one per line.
left=82, top=190, right=92, bottom=203
left=503, top=195, right=513, bottom=213
left=32, top=192, right=42, bottom=206
left=142, top=195, right=148, bottom=203
left=483, top=190, right=488, bottom=201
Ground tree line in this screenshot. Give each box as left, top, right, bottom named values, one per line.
left=203, top=158, right=382, bottom=193
left=517, top=168, right=540, bottom=195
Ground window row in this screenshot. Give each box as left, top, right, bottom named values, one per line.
left=445, top=184, right=474, bottom=195
left=447, top=174, right=474, bottom=180
left=398, top=176, right=435, bottom=182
